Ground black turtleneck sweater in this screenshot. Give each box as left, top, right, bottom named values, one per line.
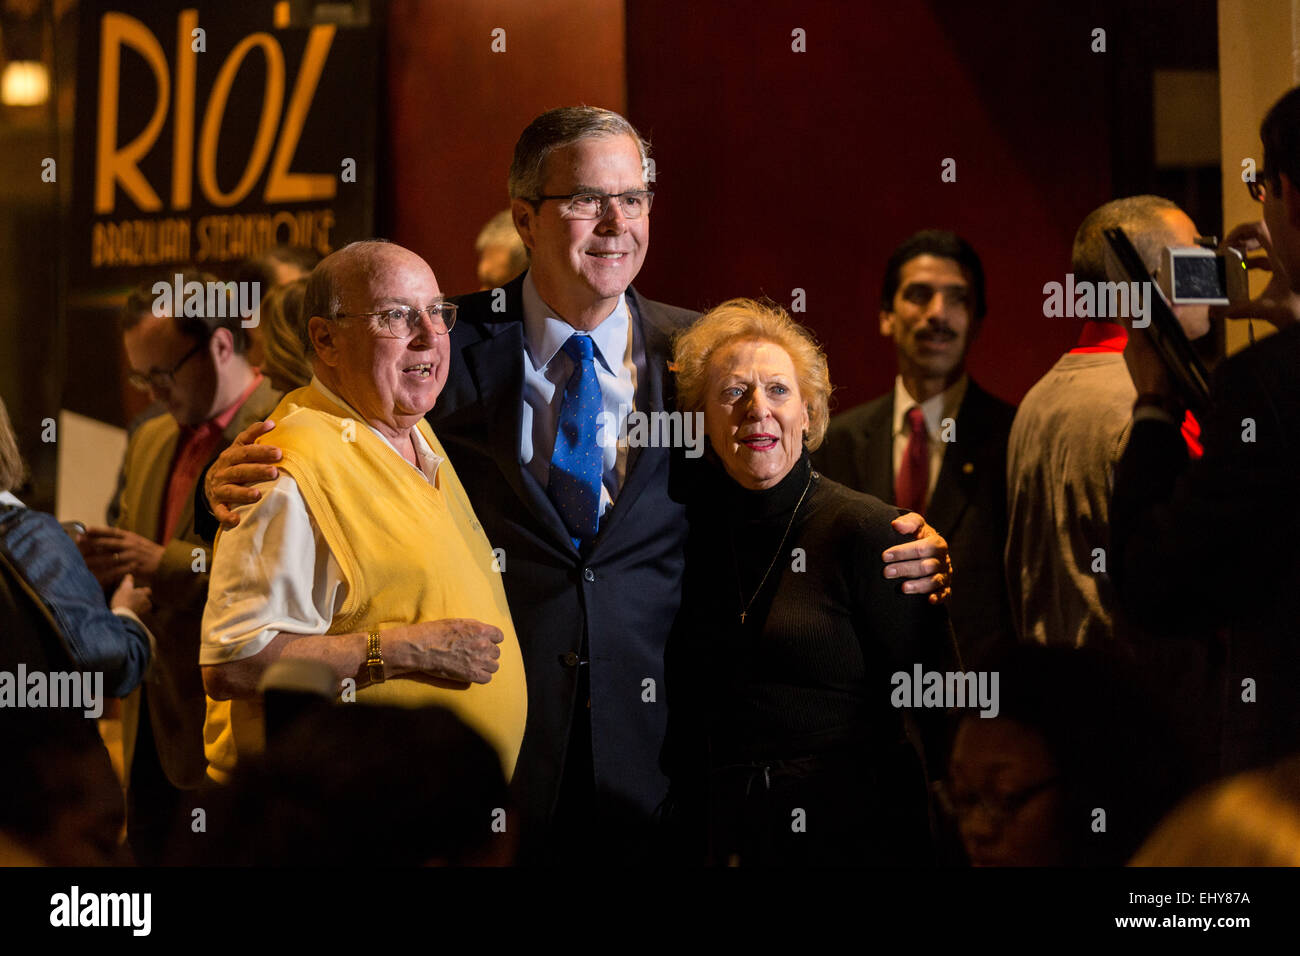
left=663, top=450, right=957, bottom=776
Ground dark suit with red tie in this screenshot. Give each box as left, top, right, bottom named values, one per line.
left=813, top=379, right=1016, bottom=666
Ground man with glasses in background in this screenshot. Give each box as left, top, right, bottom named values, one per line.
left=79, top=271, right=279, bottom=863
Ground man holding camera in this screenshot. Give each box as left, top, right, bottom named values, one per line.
left=1115, top=86, right=1300, bottom=774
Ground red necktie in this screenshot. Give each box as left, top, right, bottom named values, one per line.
left=895, top=405, right=929, bottom=515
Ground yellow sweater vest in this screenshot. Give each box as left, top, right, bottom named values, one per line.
left=204, top=384, right=527, bottom=782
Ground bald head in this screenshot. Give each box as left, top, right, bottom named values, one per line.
left=1071, top=195, right=1186, bottom=286
left=303, top=239, right=450, bottom=435
left=301, top=240, right=435, bottom=354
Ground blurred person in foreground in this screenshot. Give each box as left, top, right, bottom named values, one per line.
left=944, top=645, right=1193, bottom=866
left=1131, top=755, right=1300, bottom=866
left=0, top=395, right=152, bottom=865
left=179, top=704, right=514, bottom=865
left=0, top=395, right=152, bottom=694
left=662, top=298, right=956, bottom=865
left=200, top=240, right=528, bottom=787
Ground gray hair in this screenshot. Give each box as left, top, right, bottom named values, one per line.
left=1072, top=195, right=1181, bottom=287
left=507, top=106, right=651, bottom=201
left=301, top=238, right=393, bottom=356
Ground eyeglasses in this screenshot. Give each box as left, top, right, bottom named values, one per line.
left=127, top=339, right=206, bottom=391
left=530, top=190, right=654, bottom=220
left=332, top=302, right=458, bottom=336
left=935, top=777, right=1061, bottom=832
left=1247, top=176, right=1269, bottom=203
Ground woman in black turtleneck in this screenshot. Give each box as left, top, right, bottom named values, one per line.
left=662, top=299, right=957, bottom=866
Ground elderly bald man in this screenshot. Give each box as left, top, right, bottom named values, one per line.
left=199, top=240, right=527, bottom=784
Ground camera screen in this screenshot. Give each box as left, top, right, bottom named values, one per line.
left=1173, top=255, right=1227, bottom=299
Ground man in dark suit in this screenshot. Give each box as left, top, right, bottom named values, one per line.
left=815, top=230, right=1015, bottom=667
left=426, top=110, right=694, bottom=862
left=1115, top=86, right=1300, bottom=774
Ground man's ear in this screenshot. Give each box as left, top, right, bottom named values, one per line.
left=879, top=308, right=895, bottom=337
left=210, top=326, right=235, bottom=363
left=511, top=198, right=537, bottom=252
left=307, top=315, right=339, bottom=367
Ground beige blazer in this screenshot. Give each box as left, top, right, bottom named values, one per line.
left=116, top=377, right=280, bottom=789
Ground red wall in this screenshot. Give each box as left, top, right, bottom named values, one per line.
left=625, top=0, right=1114, bottom=407
left=387, top=0, right=626, bottom=295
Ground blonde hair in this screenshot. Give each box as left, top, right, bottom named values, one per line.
left=0, top=394, right=27, bottom=495
left=1130, top=757, right=1300, bottom=866
left=672, top=298, right=832, bottom=450
left=259, top=277, right=313, bottom=392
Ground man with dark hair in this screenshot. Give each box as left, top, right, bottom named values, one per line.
left=78, top=272, right=279, bottom=863
left=816, top=229, right=1015, bottom=666
left=1004, top=197, right=1210, bottom=652
left=1115, top=85, right=1300, bottom=773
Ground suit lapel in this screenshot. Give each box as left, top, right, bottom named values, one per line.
left=134, top=421, right=179, bottom=544
left=461, top=294, right=577, bottom=554
left=926, top=384, right=986, bottom=535
left=593, top=290, right=674, bottom=548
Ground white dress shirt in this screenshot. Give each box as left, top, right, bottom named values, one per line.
left=519, top=270, right=641, bottom=518
left=199, top=378, right=443, bottom=666
left=890, top=373, right=969, bottom=502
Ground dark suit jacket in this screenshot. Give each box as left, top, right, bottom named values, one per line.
left=813, top=379, right=1016, bottom=666
left=114, top=377, right=281, bottom=790
left=432, top=273, right=698, bottom=836
left=1112, top=323, right=1300, bottom=773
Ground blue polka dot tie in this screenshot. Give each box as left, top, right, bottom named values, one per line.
left=548, top=333, right=603, bottom=544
